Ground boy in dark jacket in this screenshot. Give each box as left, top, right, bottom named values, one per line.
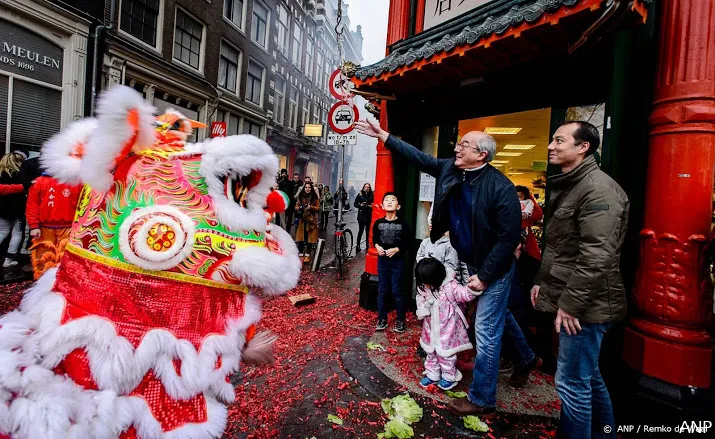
left=373, top=192, right=411, bottom=333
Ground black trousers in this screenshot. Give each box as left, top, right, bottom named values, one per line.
left=285, top=207, right=295, bottom=233
left=356, top=221, right=370, bottom=249
left=320, top=211, right=330, bottom=230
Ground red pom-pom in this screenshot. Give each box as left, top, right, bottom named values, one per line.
left=265, top=189, right=288, bottom=214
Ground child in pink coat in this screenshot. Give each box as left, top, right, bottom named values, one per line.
left=415, top=257, right=482, bottom=390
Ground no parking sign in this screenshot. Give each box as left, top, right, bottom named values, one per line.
left=327, top=101, right=359, bottom=135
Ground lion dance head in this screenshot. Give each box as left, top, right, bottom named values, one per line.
left=0, top=86, right=301, bottom=438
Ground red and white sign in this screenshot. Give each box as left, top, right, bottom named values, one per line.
left=329, top=69, right=355, bottom=100
left=328, top=101, right=359, bottom=135
left=211, top=122, right=227, bottom=138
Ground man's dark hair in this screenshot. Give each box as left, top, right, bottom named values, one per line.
left=280, top=169, right=287, bottom=174
left=383, top=191, right=399, bottom=202
left=293, top=173, right=300, bottom=177
left=561, top=121, right=600, bottom=155
left=415, top=257, right=447, bottom=291
left=515, top=185, right=530, bottom=198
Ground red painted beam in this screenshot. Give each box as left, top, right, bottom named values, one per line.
left=626, top=0, right=715, bottom=388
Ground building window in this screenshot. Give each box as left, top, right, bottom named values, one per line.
left=120, top=0, right=160, bottom=47
left=316, top=50, right=324, bottom=90
left=224, top=0, right=244, bottom=29
left=277, top=5, right=289, bottom=53
left=218, top=42, right=240, bottom=93
left=312, top=102, right=319, bottom=124
left=228, top=113, right=240, bottom=135
left=301, top=98, right=309, bottom=128
left=216, top=109, right=226, bottom=122
left=251, top=1, right=269, bottom=48
left=292, top=22, right=302, bottom=68
left=324, top=58, right=331, bottom=94
left=174, top=9, right=203, bottom=70
left=288, top=88, right=298, bottom=131
left=274, top=76, right=286, bottom=125
left=243, top=119, right=262, bottom=137
left=305, top=37, right=314, bottom=82
left=246, top=60, right=265, bottom=106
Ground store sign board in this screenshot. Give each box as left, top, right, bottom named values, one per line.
left=419, top=172, right=436, bottom=202
left=327, top=133, right=357, bottom=146
left=423, top=0, right=494, bottom=31
left=211, top=122, right=227, bottom=137
left=0, top=19, right=63, bottom=86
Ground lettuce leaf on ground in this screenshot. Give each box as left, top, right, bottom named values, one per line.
left=367, top=342, right=385, bottom=351
left=444, top=390, right=467, bottom=398
left=463, top=415, right=489, bottom=432
left=378, top=393, right=423, bottom=438
left=327, top=414, right=343, bottom=425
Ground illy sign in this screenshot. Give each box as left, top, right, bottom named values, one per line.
left=211, top=122, right=227, bottom=138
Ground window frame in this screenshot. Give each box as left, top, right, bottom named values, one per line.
left=245, top=58, right=266, bottom=107
left=172, top=7, right=206, bottom=73
left=250, top=0, right=270, bottom=49
left=276, top=4, right=289, bottom=53
left=301, top=96, right=309, bottom=128
left=223, top=0, right=247, bottom=32
left=292, top=21, right=303, bottom=69
left=218, top=40, right=242, bottom=95
left=118, top=0, right=164, bottom=52
left=305, top=36, right=314, bottom=82
left=273, top=75, right=286, bottom=125
left=288, top=87, right=299, bottom=131
left=243, top=119, right=263, bottom=137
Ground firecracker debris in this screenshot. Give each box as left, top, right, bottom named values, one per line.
left=0, top=254, right=559, bottom=438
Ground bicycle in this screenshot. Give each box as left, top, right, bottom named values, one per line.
left=334, top=219, right=353, bottom=279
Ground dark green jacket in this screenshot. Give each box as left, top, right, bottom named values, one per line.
left=535, top=155, right=629, bottom=323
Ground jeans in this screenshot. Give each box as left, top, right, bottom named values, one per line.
left=356, top=222, right=370, bottom=248
left=0, top=217, right=23, bottom=255
left=467, top=262, right=534, bottom=408
left=377, top=256, right=405, bottom=321
left=556, top=322, right=615, bottom=439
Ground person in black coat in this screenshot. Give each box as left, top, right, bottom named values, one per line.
left=354, top=183, right=374, bottom=252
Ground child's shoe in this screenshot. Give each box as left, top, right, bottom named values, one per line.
left=2, top=258, right=18, bottom=268
left=375, top=319, right=388, bottom=331
left=393, top=320, right=406, bottom=333
left=437, top=378, right=458, bottom=391
left=419, top=377, right=436, bottom=388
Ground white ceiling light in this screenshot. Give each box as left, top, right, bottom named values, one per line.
left=503, top=144, right=536, bottom=150
left=496, top=152, right=523, bottom=157
left=484, top=127, right=522, bottom=135
left=491, top=160, right=510, bottom=164
left=509, top=172, right=524, bottom=175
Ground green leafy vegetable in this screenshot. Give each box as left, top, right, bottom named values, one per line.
left=327, top=414, right=343, bottom=425
left=378, top=393, right=423, bottom=438
left=463, top=415, right=489, bottom=432
left=444, top=390, right=467, bottom=398
left=383, top=419, right=414, bottom=438
left=367, top=341, right=385, bottom=351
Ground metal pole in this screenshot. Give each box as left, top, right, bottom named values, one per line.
left=337, top=143, right=345, bottom=223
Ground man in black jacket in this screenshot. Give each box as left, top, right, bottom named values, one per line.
left=356, top=119, right=539, bottom=419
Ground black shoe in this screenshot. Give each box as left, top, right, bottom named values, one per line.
left=393, top=320, right=406, bottom=333
left=375, top=319, right=388, bottom=331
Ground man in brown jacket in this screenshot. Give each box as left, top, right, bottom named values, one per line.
left=531, top=121, right=629, bottom=439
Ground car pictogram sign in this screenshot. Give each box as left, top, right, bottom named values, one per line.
left=329, top=69, right=355, bottom=100
left=328, top=101, right=359, bottom=135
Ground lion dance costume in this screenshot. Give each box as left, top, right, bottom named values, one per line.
left=0, top=86, right=301, bottom=438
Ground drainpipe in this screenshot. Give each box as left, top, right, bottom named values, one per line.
left=568, top=0, right=621, bottom=54
left=90, top=25, right=105, bottom=116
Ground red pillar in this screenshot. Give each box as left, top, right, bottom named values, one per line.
left=623, top=0, right=715, bottom=388
left=365, top=102, right=394, bottom=275
left=364, top=0, right=411, bottom=275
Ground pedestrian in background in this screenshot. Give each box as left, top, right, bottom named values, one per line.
left=294, top=182, right=320, bottom=262
left=531, top=121, right=629, bottom=438
left=354, top=183, right=374, bottom=252
left=320, top=185, right=333, bottom=231
left=0, top=151, right=28, bottom=268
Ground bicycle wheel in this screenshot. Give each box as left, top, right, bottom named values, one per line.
left=342, top=229, right=354, bottom=259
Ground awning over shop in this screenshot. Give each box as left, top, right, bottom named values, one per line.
left=352, top=0, right=650, bottom=93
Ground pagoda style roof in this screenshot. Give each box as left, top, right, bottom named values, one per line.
left=354, top=0, right=650, bottom=86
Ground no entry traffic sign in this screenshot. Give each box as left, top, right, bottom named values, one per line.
left=328, top=101, right=359, bottom=135
left=329, top=69, right=355, bottom=100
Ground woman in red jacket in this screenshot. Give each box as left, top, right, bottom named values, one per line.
left=25, top=174, right=81, bottom=279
